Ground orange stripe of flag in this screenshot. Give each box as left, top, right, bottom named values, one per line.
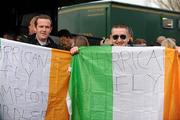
left=164, top=48, right=180, bottom=120
left=45, top=49, right=71, bottom=120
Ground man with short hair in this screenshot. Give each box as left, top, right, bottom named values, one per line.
left=110, top=24, right=133, bottom=46
left=70, top=24, right=134, bottom=54
left=22, top=14, right=57, bottom=48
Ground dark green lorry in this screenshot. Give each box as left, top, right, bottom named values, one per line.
left=58, top=1, right=180, bottom=45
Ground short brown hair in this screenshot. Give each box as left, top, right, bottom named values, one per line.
left=34, top=14, right=52, bottom=27
left=111, top=24, right=133, bottom=38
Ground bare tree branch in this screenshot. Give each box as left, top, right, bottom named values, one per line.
left=150, top=0, right=180, bottom=11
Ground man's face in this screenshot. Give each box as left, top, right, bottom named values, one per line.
left=110, top=28, right=130, bottom=46
left=35, top=19, right=52, bottom=42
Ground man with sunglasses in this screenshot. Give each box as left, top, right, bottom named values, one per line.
left=110, top=24, right=133, bottom=46
left=70, top=24, right=134, bottom=54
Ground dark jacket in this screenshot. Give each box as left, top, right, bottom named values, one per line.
left=21, top=34, right=58, bottom=49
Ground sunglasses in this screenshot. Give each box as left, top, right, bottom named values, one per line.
left=112, top=34, right=127, bottom=40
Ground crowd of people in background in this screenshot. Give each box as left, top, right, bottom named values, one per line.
left=1, top=14, right=179, bottom=55
left=1, top=14, right=90, bottom=51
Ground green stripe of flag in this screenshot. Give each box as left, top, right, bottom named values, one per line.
left=69, top=46, right=113, bottom=120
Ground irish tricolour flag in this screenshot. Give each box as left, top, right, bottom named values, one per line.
left=69, top=46, right=180, bottom=120
left=0, top=38, right=70, bottom=120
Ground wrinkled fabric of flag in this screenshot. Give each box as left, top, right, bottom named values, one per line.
left=0, top=38, right=71, bottom=120
left=69, top=46, right=180, bottom=120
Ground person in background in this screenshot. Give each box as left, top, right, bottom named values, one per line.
left=57, top=29, right=74, bottom=51
left=159, top=37, right=180, bottom=56
left=3, top=30, right=17, bottom=41
left=154, top=35, right=166, bottom=46
left=161, top=38, right=176, bottom=49
left=133, top=38, right=147, bottom=46
left=18, top=15, right=38, bottom=42
left=28, top=15, right=38, bottom=35
left=70, top=35, right=89, bottom=54
left=160, top=37, right=180, bottom=56
left=21, top=14, right=57, bottom=48
left=100, top=35, right=112, bottom=46
left=74, top=35, right=89, bottom=47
